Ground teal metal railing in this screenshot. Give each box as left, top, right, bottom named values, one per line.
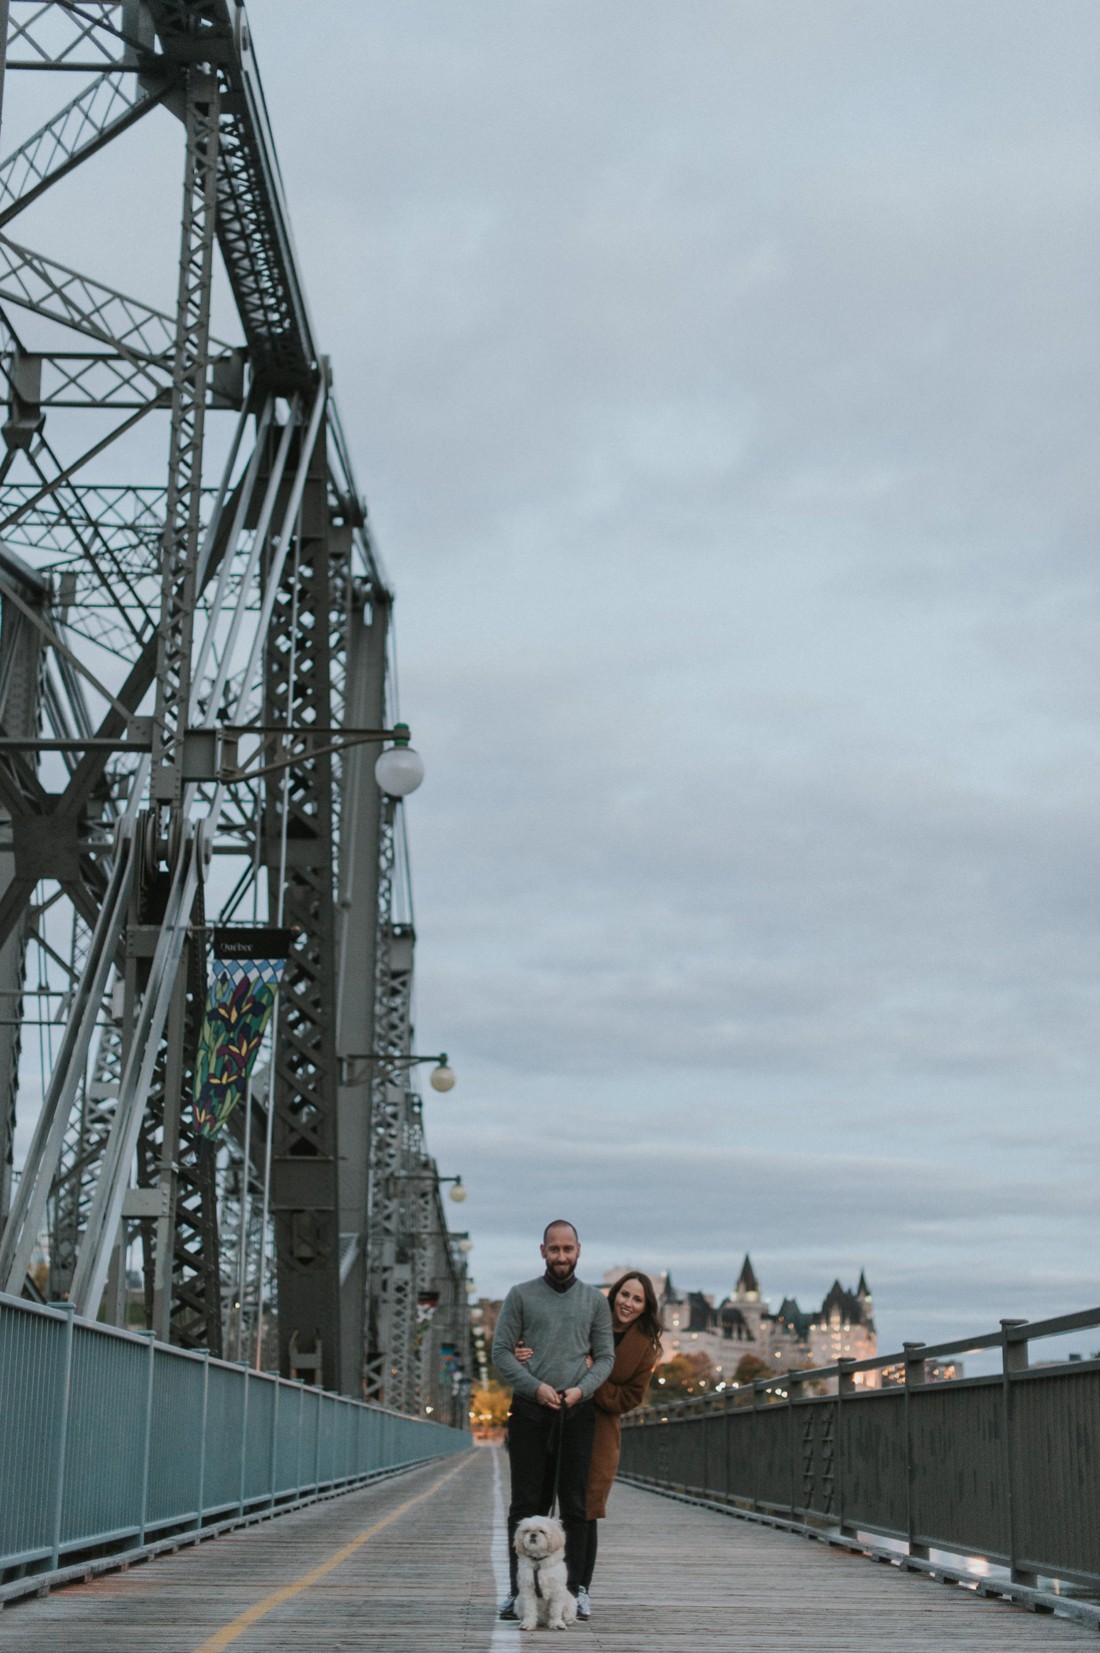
left=620, top=1305, right=1100, bottom=1629
left=0, top=1290, right=469, bottom=1590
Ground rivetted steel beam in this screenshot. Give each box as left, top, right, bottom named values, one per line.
left=0, top=0, right=460, bottom=1419
left=149, top=0, right=318, bottom=389
left=335, top=580, right=390, bottom=1397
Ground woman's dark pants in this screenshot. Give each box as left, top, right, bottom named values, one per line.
left=506, top=1401, right=596, bottom=1595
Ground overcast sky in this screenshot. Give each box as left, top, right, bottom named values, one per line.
left=10, top=2, right=1097, bottom=1362
left=242, top=1, right=1100, bottom=1358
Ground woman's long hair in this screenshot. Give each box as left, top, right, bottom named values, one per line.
left=607, top=1271, right=664, bottom=1354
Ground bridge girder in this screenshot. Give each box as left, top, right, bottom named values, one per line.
left=0, top=0, right=470, bottom=1409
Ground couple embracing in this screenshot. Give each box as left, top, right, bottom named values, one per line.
left=492, top=1219, right=663, bottom=1624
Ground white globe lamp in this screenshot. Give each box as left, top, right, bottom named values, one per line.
left=375, top=723, right=425, bottom=798
left=430, top=1056, right=456, bottom=1093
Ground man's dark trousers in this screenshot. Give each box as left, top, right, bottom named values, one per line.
left=506, top=1400, right=596, bottom=1595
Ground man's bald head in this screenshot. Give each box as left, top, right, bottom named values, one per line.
left=540, top=1220, right=581, bottom=1280
left=542, top=1219, right=579, bottom=1245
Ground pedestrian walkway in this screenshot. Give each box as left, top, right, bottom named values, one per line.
left=0, top=1444, right=1093, bottom=1651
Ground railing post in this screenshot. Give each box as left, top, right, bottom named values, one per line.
left=48, top=1303, right=76, bottom=1572
left=194, top=1347, right=210, bottom=1532
left=269, top=1376, right=280, bottom=1510
left=750, top=1378, right=763, bottom=1511
left=296, top=1381, right=305, bottom=1493
left=238, top=1363, right=250, bottom=1517
left=138, top=1331, right=157, bottom=1547
left=836, top=1357, right=856, bottom=1535
left=700, top=1393, right=710, bottom=1495
left=1001, top=1318, right=1035, bottom=1584
left=787, top=1371, right=801, bottom=1518
left=903, top=1340, right=928, bottom=1561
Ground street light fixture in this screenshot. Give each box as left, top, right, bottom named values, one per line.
left=392, top=1169, right=467, bottom=1203
left=374, top=722, right=425, bottom=797
left=429, top=1056, right=456, bottom=1092
left=198, top=720, right=425, bottom=786
left=339, top=1050, right=456, bottom=1089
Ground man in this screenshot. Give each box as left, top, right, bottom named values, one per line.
left=492, top=1219, right=614, bottom=1621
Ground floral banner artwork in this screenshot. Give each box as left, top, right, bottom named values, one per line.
left=192, top=927, right=295, bottom=1142
left=414, top=1291, right=440, bottom=1350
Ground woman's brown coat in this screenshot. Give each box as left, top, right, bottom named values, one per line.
left=585, top=1322, right=658, bottom=1519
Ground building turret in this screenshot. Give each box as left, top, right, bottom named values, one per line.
left=734, top=1254, right=760, bottom=1301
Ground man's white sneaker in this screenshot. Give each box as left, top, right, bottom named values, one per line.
left=498, top=1593, right=518, bottom=1620
left=575, top=1587, right=591, bottom=1620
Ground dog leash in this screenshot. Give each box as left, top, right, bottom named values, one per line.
left=548, top=1390, right=568, bottom=1518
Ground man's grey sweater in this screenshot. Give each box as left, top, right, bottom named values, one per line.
left=492, top=1276, right=614, bottom=1403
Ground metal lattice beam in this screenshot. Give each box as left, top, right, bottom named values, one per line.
left=150, top=62, right=219, bottom=810
left=263, top=422, right=342, bottom=1391
left=0, top=0, right=465, bottom=1417
left=0, top=67, right=168, bottom=226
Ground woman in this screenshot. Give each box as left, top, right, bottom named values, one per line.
left=515, top=1269, right=663, bottom=1621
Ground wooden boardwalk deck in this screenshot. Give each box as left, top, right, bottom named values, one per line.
left=0, top=1443, right=1094, bottom=1651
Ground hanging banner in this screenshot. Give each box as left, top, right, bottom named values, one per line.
left=414, top=1291, right=440, bottom=1351
left=191, top=927, right=295, bottom=1142
left=440, top=1344, right=463, bottom=1393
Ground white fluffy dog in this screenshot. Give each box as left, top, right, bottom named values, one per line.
left=513, top=1515, right=577, bottom=1631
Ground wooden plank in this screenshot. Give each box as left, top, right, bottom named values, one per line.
left=0, top=1444, right=1092, bottom=1651
left=584, top=1475, right=1098, bottom=1650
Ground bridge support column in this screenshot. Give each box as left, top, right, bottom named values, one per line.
left=265, top=418, right=343, bottom=1394
left=0, top=566, right=44, bottom=1235
left=335, top=581, right=390, bottom=1397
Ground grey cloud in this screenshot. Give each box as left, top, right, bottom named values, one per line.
left=233, top=5, right=1100, bottom=1349
left=3, top=0, right=1094, bottom=1364
left=440, top=1126, right=1098, bottom=1350
left=267, top=2, right=1099, bottom=570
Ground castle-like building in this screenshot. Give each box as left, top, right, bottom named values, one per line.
left=603, top=1255, right=877, bottom=1387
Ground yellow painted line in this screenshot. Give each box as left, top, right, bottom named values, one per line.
left=191, top=1454, right=473, bottom=1652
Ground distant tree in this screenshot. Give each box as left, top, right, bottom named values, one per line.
left=470, top=1380, right=511, bottom=1437
left=732, top=1353, right=772, bottom=1386
left=650, top=1352, right=716, bottom=1402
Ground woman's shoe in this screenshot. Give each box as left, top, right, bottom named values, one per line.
left=575, top=1587, right=591, bottom=1620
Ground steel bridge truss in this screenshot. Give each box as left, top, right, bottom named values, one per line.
left=0, top=0, right=470, bottom=1410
